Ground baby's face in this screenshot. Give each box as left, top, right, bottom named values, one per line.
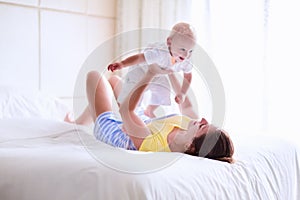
left=169, top=34, right=195, bottom=63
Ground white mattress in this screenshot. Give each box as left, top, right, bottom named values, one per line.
left=0, top=118, right=299, bottom=200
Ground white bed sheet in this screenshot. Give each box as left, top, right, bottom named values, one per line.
left=0, top=118, right=299, bottom=200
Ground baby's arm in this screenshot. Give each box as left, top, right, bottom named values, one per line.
left=171, top=72, right=192, bottom=104
left=107, top=53, right=146, bottom=72
left=181, top=72, right=192, bottom=95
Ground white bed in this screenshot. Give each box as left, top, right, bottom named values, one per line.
left=1, top=88, right=300, bottom=200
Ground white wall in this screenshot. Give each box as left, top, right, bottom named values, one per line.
left=0, top=0, right=116, bottom=111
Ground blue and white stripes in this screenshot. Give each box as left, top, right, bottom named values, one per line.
left=94, top=111, right=137, bottom=150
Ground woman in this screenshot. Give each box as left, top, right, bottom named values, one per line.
left=72, top=64, right=234, bottom=163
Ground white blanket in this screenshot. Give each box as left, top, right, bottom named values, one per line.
left=0, top=118, right=299, bottom=200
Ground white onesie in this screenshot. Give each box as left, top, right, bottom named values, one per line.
left=117, top=42, right=193, bottom=107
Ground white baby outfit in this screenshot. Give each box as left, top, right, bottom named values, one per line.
left=117, top=42, right=193, bottom=107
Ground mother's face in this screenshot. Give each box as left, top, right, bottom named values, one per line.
left=188, top=118, right=218, bottom=138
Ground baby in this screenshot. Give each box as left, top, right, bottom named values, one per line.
left=108, top=22, right=196, bottom=118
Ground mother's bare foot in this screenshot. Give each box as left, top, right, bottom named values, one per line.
left=64, top=112, right=75, bottom=123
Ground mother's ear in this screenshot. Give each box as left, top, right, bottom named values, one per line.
left=184, top=142, right=191, bottom=151
left=185, top=142, right=196, bottom=154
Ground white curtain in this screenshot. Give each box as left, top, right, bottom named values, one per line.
left=193, top=0, right=266, bottom=135
left=116, top=0, right=193, bottom=33
left=114, top=0, right=194, bottom=59
left=265, top=0, right=300, bottom=139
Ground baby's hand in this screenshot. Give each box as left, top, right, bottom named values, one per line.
left=107, top=62, right=123, bottom=72
left=175, top=93, right=186, bottom=104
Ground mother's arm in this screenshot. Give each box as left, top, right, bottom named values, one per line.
left=119, top=64, right=171, bottom=148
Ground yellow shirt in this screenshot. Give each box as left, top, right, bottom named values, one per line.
left=139, top=115, right=192, bottom=152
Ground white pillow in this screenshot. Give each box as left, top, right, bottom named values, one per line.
left=0, top=86, right=70, bottom=120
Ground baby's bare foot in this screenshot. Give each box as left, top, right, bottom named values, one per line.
left=144, top=109, right=156, bottom=118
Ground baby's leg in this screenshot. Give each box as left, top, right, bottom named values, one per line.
left=144, top=105, right=159, bottom=118
left=145, top=76, right=171, bottom=118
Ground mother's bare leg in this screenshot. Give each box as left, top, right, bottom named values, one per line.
left=86, top=71, right=114, bottom=121
left=65, top=71, right=115, bottom=125
left=108, top=74, right=122, bottom=101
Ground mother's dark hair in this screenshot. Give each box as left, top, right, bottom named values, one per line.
left=184, top=129, right=235, bottom=163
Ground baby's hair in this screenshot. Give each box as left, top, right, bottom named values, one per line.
left=169, top=22, right=196, bottom=41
